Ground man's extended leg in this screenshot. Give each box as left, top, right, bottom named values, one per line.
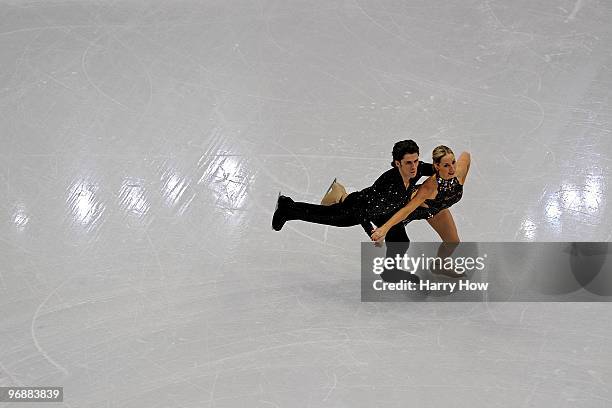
left=273, top=193, right=363, bottom=231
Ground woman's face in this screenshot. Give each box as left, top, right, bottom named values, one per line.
left=435, top=154, right=456, bottom=179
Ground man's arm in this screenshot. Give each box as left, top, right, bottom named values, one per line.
left=361, top=220, right=374, bottom=237
left=362, top=220, right=385, bottom=246
left=361, top=169, right=393, bottom=237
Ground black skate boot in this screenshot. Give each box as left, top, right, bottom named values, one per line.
left=272, top=193, right=294, bottom=231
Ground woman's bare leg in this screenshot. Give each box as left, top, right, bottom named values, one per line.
left=426, top=208, right=459, bottom=242
left=427, top=209, right=462, bottom=277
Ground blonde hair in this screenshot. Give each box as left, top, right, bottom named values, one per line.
left=432, top=145, right=454, bottom=164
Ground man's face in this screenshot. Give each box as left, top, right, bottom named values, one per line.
left=395, top=153, right=419, bottom=179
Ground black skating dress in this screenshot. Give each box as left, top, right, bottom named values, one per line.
left=403, top=175, right=463, bottom=224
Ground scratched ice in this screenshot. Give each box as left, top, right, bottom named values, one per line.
left=0, top=1, right=611, bottom=407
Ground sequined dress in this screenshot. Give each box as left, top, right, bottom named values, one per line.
left=403, top=175, right=463, bottom=223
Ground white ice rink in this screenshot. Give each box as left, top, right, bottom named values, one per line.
left=1, top=1, right=611, bottom=407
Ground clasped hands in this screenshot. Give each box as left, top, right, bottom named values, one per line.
left=370, top=226, right=388, bottom=243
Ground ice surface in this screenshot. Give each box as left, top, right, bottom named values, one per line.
left=1, top=1, right=611, bottom=407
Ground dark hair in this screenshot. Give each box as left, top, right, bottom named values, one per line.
left=391, top=140, right=420, bottom=167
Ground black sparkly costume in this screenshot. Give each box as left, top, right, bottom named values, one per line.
left=273, top=162, right=434, bottom=236
left=403, top=175, right=463, bottom=223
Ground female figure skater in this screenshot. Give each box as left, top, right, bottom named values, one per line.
left=370, top=145, right=470, bottom=243
left=369, top=145, right=470, bottom=278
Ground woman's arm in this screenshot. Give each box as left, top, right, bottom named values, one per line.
left=456, top=152, right=471, bottom=185
left=370, top=179, right=436, bottom=241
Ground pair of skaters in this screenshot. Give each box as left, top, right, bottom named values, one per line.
left=271, top=140, right=471, bottom=280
